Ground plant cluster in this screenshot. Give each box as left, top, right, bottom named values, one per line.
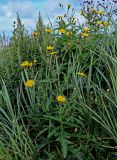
left=0, top=0, right=117, bottom=159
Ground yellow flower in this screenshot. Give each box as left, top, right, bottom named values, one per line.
left=103, top=21, right=109, bottom=27
left=20, top=61, right=29, bottom=67
left=59, top=29, right=66, bottom=34
left=81, top=32, right=89, bottom=38
left=47, top=45, right=53, bottom=50
left=57, top=16, right=63, bottom=20
left=83, top=27, right=90, bottom=32
left=66, top=31, right=72, bottom=36
left=20, top=61, right=32, bottom=67
left=45, top=28, right=53, bottom=33
left=97, top=11, right=104, bottom=15
left=96, top=21, right=102, bottom=26
left=56, top=95, right=66, bottom=103
left=49, top=51, right=58, bottom=55
left=32, top=31, right=38, bottom=37
left=25, top=80, right=35, bottom=88
left=77, top=72, right=86, bottom=77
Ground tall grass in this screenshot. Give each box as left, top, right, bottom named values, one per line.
left=0, top=0, right=117, bottom=159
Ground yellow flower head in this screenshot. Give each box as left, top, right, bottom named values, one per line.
left=47, top=45, right=53, bottom=50
left=45, top=28, right=53, bottom=33
left=20, top=61, right=29, bottom=67
left=96, top=21, right=102, bottom=26
left=97, top=11, right=104, bottom=15
left=56, top=95, right=66, bottom=103
left=77, top=72, right=86, bottom=77
left=32, top=31, right=38, bottom=37
left=83, top=27, right=90, bottom=32
left=59, top=29, right=66, bottom=34
left=20, top=61, right=32, bottom=67
left=81, top=32, right=89, bottom=38
left=49, top=51, right=58, bottom=55
left=25, top=80, right=35, bottom=88
left=103, top=21, right=109, bottom=27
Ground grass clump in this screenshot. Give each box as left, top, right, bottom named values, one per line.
left=0, top=0, right=117, bottom=159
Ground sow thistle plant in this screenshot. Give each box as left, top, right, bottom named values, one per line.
left=0, top=0, right=117, bottom=159
left=80, top=0, right=111, bottom=36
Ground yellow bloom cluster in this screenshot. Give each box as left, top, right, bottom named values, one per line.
left=92, top=9, right=104, bottom=15
left=20, top=61, right=33, bottom=67
left=83, top=27, right=90, bottom=33
left=56, top=95, right=66, bottom=103
left=47, top=45, right=53, bottom=50
left=80, top=27, right=90, bottom=38
left=97, top=11, right=104, bottom=15
left=96, top=21, right=109, bottom=27
left=81, top=33, right=89, bottom=38
left=25, top=80, right=35, bottom=88
left=103, top=21, right=109, bottom=27
left=47, top=46, right=58, bottom=55
left=96, top=21, right=102, bottom=26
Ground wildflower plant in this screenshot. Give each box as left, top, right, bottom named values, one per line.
left=0, top=1, right=117, bottom=160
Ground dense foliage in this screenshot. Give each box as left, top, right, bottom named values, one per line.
left=0, top=0, right=117, bottom=159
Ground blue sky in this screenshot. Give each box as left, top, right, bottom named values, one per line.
left=0, top=0, right=81, bottom=37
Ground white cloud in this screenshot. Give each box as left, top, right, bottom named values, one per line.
left=0, top=0, right=39, bottom=34
left=0, top=0, right=82, bottom=35
left=0, top=0, right=37, bottom=18
left=42, top=0, right=84, bottom=26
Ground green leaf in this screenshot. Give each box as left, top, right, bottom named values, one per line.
left=59, top=134, right=68, bottom=158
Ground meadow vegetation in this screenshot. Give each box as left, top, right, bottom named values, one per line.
left=0, top=0, right=117, bottom=159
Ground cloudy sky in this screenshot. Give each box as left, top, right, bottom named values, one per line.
left=0, top=0, right=81, bottom=37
